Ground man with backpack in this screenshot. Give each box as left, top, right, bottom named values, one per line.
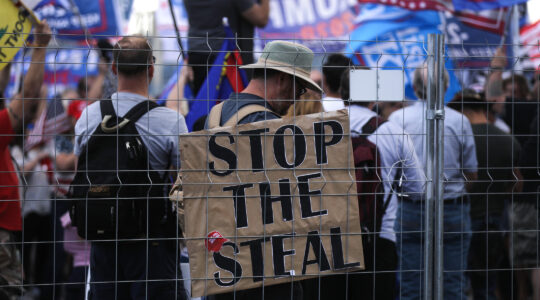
left=204, top=40, right=321, bottom=300
left=73, top=37, right=187, bottom=300
left=313, top=68, right=425, bottom=300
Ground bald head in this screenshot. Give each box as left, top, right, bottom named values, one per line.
left=113, top=37, right=153, bottom=77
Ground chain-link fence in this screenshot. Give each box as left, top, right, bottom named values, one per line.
left=1, top=32, right=540, bottom=300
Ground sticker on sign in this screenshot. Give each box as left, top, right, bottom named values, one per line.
left=350, top=69, right=404, bottom=101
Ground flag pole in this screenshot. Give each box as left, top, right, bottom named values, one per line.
left=167, top=0, right=186, bottom=59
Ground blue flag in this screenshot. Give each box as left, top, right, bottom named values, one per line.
left=183, top=27, right=248, bottom=131
left=346, top=4, right=461, bottom=102
left=33, top=0, right=121, bottom=39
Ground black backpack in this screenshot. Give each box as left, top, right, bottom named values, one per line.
left=70, top=99, right=173, bottom=240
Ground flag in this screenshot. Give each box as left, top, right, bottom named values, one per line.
left=25, top=97, right=72, bottom=151
left=257, top=0, right=358, bottom=53
left=184, top=26, right=249, bottom=131
left=357, top=0, right=526, bottom=12
left=346, top=4, right=461, bottom=102
left=4, top=47, right=100, bottom=100
left=520, top=19, right=540, bottom=70
left=33, top=0, right=121, bottom=39
left=0, top=0, right=35, bottom=70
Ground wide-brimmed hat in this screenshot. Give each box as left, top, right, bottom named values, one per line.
left=240, top=41, right=322, bottom=92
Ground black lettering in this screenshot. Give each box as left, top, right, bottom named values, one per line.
left=273, top=124, right=306, bottom=169
left=15, top=20, right=23, bottom=32
left=240, top=237, right=270, bottom=282
left=272, top=233, right=296, bottom=277
left=5, top=35, right=16, bottom=47
left=223, top=184, right=253, bottom=228
left=0, top=48, right=6, bottom=59
left=239, top=128, right=269, bottom=172
left=208, top=132, right=237, bottom=176
left=302, top=230, right=331, bottom=275
left=259, top=179, right=293, bottom=225
left=18, top=11, right=26, bottom=22
left=213, top=242, right=243, bottom=287
left=297, top=173, right=327, bottom=218
left=314, top=121, right=344, bottom=165
left=330, top=227, right=360, bottom=270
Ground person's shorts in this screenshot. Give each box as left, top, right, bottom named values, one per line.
left=508, top=201, right=539, bottom=268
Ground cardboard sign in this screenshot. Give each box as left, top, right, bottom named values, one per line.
left=180, top=109, right=364, bottom=297
left=0, top=0, right=33, bottom=69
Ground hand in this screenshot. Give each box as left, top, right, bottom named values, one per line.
left=183, top=63, right=194, bottom=83
left=37, top=151, right=50, bottom=161
left=34, top=20, right=52, bottom=47
left=490, top=47, right=506, bottom=70
left=97, top=58, right=109, bottom=75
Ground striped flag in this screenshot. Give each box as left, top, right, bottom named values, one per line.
left=520, top=19, right=540, bottom=70
left=357, top=0, right=526, bottom=11
left=25, top=97, right=72, bottom=151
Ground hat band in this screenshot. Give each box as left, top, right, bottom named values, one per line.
left=255, top=58, right=311, bottom=79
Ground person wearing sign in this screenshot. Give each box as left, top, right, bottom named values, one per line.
left=204, top=40, right=322, bottom=300
left=388, top=65, right=478, bottom=300
left=74, top=37, right=188, bottom=300
left=0, top=21, right=51, bottom=299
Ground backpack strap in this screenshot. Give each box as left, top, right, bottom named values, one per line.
left=122, top=100, right=159, bottom=123
left=207, top=102, right=274, bottom=129
left=100, top=100, right=159, bottom=133
left=223, top=104, right=273, bottom=127
left=361, top=116, right=385, bottom=135
left=207, top=102, right=224, bottom=129
left=100, top=99, right=116, bottom=119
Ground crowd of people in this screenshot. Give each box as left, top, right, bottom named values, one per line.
left=1, top=5, right=540, bottom=300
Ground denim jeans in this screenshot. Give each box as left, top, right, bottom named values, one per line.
left=395, top=199, right=471, bottom=300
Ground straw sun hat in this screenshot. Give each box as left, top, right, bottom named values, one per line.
left=240, top=41, right=323, bottom=93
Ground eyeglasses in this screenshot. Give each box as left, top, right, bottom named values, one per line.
left=295, top=79, right=307, bottom=98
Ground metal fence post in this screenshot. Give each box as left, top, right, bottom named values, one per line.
left=425, top=33, right=445, bottom=300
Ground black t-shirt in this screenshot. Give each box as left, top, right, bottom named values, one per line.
left=518, top=116, right=540, bottom=200
left=470, top=123, right=521, bottom=217
left=503, top=97, right=538, bottom=146
left=184, top=0, right=256, bottom=65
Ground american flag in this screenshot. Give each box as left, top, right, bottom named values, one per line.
left=520, top=19, right=540, bottom=71
left=357, top=0, right=526, bottom=12
left=25, top=97, right=72, bottom=151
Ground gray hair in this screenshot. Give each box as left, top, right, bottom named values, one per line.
left=412, top=63, right=449, bottom=100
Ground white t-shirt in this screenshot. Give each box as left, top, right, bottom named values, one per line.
left=348, top=105, right=425, bottom=242
left=322, top=96, right=345, bottom=112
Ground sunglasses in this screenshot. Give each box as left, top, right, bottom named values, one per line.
left=295, top=78, right=307, bottom=98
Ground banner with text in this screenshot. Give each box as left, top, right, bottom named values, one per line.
left=180, top=110, right=364, bottom=297
left=258, top=0, right=358, bottom=53
left=0, top=0, right=33, bottom=69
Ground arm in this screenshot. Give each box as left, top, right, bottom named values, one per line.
left=510, top=167, right=523, bottom=193
left=485, top=47, right=506, bottom=101
left=166, top=65, right=190, bottom=116
left=464, top=171, right=477, bottom=192
left=55, top=152, right=77, bottom=171
left=0, top=63, right=11, bottom=96
left=7, top=21, right=52, bottom=132
left=241, top=0, right=269, bottom=28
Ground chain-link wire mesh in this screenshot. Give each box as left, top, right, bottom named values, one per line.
left=1, top=32, right=540, bottom=300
